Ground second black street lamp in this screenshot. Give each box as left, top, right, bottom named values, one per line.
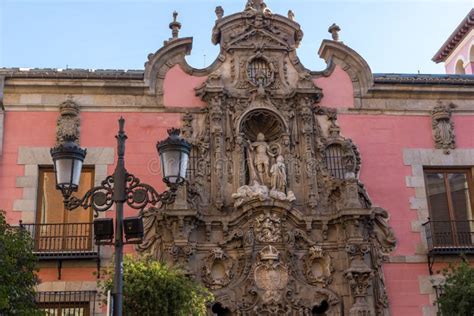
left=50, top=117, right=191, bottom=316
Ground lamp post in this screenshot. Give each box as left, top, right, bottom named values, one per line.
left=50, top=117, right=191, bottom=316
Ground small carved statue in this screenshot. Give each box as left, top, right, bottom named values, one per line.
left=270, top=155, right=287, bottom=193
left=215, top=6, right=224, bottom=19
left=245, top=0, right=271, bottom=15
left=328, top=23, right=341, bottom=41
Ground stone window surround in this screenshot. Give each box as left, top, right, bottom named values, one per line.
left=14, top=147, right=115, bottom=223
left=404, top=148, right=474, bottom=316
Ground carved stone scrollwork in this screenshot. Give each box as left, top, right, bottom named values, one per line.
left=201, top=248, right=234, bottom=289
left=56, top=98, right=80, bottom=144
left=304, top=245, right=333, bottom=287
left=254, top=212, right=282, bottom=243
left=167, top=242, right=195, bottom=271
left=431, top=101, right=456, bottom=154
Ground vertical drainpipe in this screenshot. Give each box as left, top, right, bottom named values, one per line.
left=0, top=75, right=5, bottom=156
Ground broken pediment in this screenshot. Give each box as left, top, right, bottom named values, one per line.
left=226, top=28, right=292, bottom=52
left=212, top=1, right=303, bottom=52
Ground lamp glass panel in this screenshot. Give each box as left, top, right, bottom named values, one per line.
left=161, top=150, right=181, bottom=183
left=55, top=158, right=83, bottom=187
left=180, top=151, right=189, bottom=179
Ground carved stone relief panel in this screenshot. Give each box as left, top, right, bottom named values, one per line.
left=56, top=97, right=80, bottom=144
left=431, top=101, right=456, bottom=154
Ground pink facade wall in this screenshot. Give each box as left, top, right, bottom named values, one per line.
left=338, top=113, right=474, bottom=315
left=163, top=65, right=207, bottom=107
left=444, top=33, right=474, bottom=74
left=314, top=65, right=355, bottom=108
left=0, top=112, right=57, bottom=223
left=0, top=111, right=183, bottom=223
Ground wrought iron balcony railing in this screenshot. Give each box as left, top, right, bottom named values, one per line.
left=21, top=222, right=99, bottom=259
left=36, top=291, right=97, bottom=316
left=423, top=220, right=474, bottom=254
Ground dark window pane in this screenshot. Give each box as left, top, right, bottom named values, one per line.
left=448, top=173, right=474, bottom=246
left=425, top=172, right=453, bottom=245
left=425, top=173, right=450, bottom=221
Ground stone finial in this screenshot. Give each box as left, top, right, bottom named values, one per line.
left=215, top=6, right=224, bottom=19
left=169, top=11, right=182, bottom=40
left=287, top=10, right=295, bottom=21
left=328, top=23, right=341, bottom=41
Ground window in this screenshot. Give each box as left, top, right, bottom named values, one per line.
left=35, top=167, right=94, bottom=252
left=424, top=168, right=474, bottom=248
left=325, top=144, right=345, bottom=179
left=36, top=291, right=97, bottom=316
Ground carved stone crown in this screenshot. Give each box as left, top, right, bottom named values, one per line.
left=59, top=99, right=80, bottom=116
left=431, top=101, right=455, bottom=121
left=259, top=245, right=280, bottom=261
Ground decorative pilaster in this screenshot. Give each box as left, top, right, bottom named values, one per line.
left=298, top=96, right=319, bottom=208
left=345, top=244, right=374, bottom=316
left=209, top=95, right=225, bottom=210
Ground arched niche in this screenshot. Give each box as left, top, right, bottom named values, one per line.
left=455, top=59, right=466, bottom=74
left=238, top=108, right=288, bottom=142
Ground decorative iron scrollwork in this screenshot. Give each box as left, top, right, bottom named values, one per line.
left=64, top=174, right=177, bottom=217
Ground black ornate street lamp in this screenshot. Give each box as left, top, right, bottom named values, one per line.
left=50, top=117, right=191, bottom=316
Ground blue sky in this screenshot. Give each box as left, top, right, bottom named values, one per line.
left=0, top=0, right=472, bottom=74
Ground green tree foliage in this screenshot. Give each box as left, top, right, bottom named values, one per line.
left=0, top=211, right=40, bottom=315
left=100, top=255, right=213, bottom=316
left=436, top=259, right=474, bottom=316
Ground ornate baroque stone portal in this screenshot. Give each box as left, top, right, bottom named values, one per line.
left=138, top=2, right=396, bottom=315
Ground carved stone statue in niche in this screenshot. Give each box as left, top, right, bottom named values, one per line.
left=270, top=155, right=296, bottom=202
left=247, top=132, right=276, bottom=186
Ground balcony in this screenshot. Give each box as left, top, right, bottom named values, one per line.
left=36, top=291, right=97, bottom=316
left=21, top=222, right=101, bottom=279
left=423, top=220, right=474, bottom=254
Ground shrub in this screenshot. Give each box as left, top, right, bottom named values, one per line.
left=100, top=255, right=213, bottom=315
left=0, top=211, right=40, bottom=315
left=436, top=259, right=474, bottom=316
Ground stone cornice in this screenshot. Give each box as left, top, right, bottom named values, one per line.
left=374, top=73, right=474, bottom=85
left=0, top=68, right=144, bottom=80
